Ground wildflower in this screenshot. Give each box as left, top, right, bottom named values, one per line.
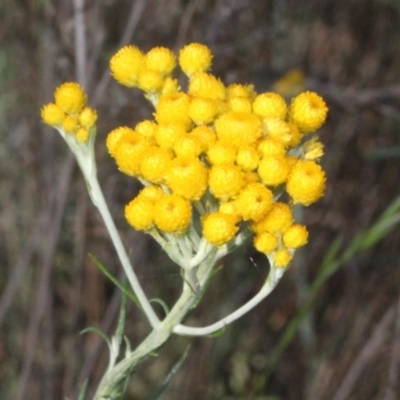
left=189, top=126, right=216, bottom=151
left=207, top=143, right=236, bottom=166
left=253, top=92, right=287, bottom=120
left=202, top=212, right=238, bottom=246
left=258, top=155, right=290, bottom=186
left=54, top=82, right=87, bottom=114
left=188, top=72, right=226, bottom=101
left=289, top=91, right=328, bottom=133
left=208, top=164, right=245, bottom=201
left=236, top=183, right=273, bottom=221
left=153, top=194, right=192, bottom=233
left=252, top=202, right=293, bottom=235
left=283, top=224, right=309, bottom=248
left=179, top=43, right=213, bottom=77
left=286, top=160, right=326, bottom=205
left=154, top=123, right=187, bottom=149
left=189, top=97, right=219, bottom=125
left=273, top=248, right=292, bottom=268
left=254, top=231, right=278, bottom=254
left=155, top=93, right=192, bottom=128
left=41, top=103, right=65, bottom=126
left=113, top=136, right=151, bottom=177
left=125, top=194, right=155, bottom=231
left=79, top=107, right=97, bottom=128
left=145, top=47, right=176, bottom=76
left=110, top=45, right=145, bottom=87
left=215, top=111, right=262, bottom=148
left=138, top=69, right=164, bottom=93
left=164, top=157, right=208, bottom=200
left=236, top=146, right=260, bottom=172
left=140, top=147, right=174, bottom=183
left=106, top=127, right=141, bottom=158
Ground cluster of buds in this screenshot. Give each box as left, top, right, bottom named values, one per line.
left=41, top=83, right=97, bottom=143
left=106, top=43, right=328, bottom=269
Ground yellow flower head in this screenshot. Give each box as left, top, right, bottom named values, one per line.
left=75, top=127, right=90, bottom=142
left=219, top=201, right=241, bottom=223
left=202, top=212, right=238, bottom=246
left=236, top=182, right=273, bottom=221
left=257, top=137, right=287, bottom=158
left=161, top=77, right=180, bottom=95
left=207, top=143, right=236, bottom=166
left=114, top=137, right=152, bottom=177
left=79, top=107, right=97, bottom=129
left=286, top=159, right=326, bottom=206
left=173, top=134, right=202, bottom=159
left=258, top=155, right=290, bottom=186
left=106, top=126, right=141, bottom=158
left=41, top=103, right=65, bottom=126
left=288, top=122, right=302, bottom=147
left=145, top=47, right=176, bottom=76
left=140, top=147, right=173, bottom=183
left=154, top=123, right=187, bottom=149
left=140, top=185, right=165, bottom=202
left=155, top=92, right=192, bottom=128
left=226, top=96, right=253, bottom=113
left=189, top=97, right=219, bottom=125
left=138, top=69, right=164, bottom=93
left=263, top=118, right=292, bottom=144
left=62, top=115, right=79, bottom=133
left=55, top=82, right=87, bottom=115
left=236, top=146, right=260, bottom=172
left=303, top=137, right=324, bottom=160
left=154, top=194, right=192, bottom=233
left=208, top=164, right=245, bottom=200
left=125, top=194, right=155, bottom=231
left=215, top=112, right=262, bottom=148
left=254, top=231, right=278, bottom=254
left=253, top=92, right=287, bottom=120
left=189, top=126, right=216, bottom=152
left=164, top=157, right=208, bottom=200
left=273, top=248, right=292, bottom=268
left=226, top=84, right=256, bottom=100
left=290, top=91, right=328, bottom=133
left=252, top=202, right=293, bottom=234
left=179, top=43, right=213, bottom=77
left=110, top=45, right=145, bottom=87
left=188, top=72, right=226, bottom=101
left=135, top=120, right=158, bottom=141
left=283, top=224, right=309, bottom=248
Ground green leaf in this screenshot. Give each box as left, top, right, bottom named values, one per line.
left=150, top=298, right=170, bottom=316
left=89, top=253, right=142, bottom=311
left=77, top=380, right=89, bottom=400
left=150, top=346, right=191, bottom=400
left=81, top=326, right=111, bottom=347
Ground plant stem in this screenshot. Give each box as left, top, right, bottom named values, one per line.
left=93, top=254, right=217, bottom=399
left=84, top=167, right=160, bottom=329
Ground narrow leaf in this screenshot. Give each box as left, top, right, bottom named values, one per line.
left=89, top=253, right=142, bottom=311
left=81, top=326, right=111, bottom=347
left=150, top=346, right=191, bottom=400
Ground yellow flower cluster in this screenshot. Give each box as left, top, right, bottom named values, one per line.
left=107, top=43, right=328, bottom=267
left=41, top=83, right=97, bottom=143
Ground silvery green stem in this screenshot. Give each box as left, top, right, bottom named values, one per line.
left=174, top=263, right=285, bottom=336
left=93, top=254, right=217, bottom=399
left=63, top=131, right=160, bottom=329
left=84, top=169, right=161, bottom=329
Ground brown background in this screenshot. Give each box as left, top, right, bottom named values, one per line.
left=1, top=0, right=400, bottom=399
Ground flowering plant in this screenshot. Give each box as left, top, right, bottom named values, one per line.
left=41, top=43, right=328, bottom=399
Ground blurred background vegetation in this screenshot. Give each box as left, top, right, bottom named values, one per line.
left=1, top=0, right=400, bottom=399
